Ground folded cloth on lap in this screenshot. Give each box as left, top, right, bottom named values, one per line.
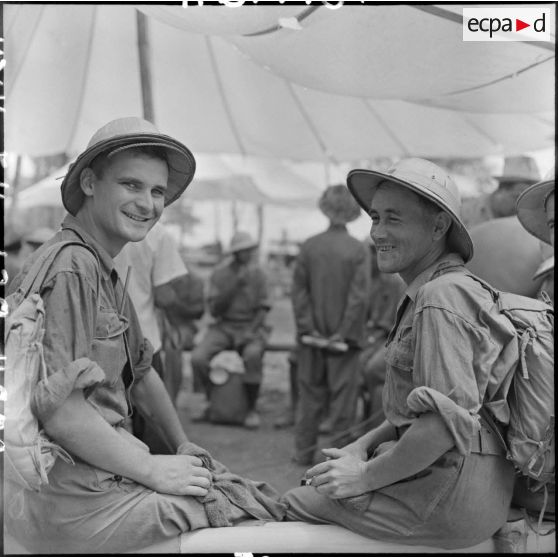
left=177, top=441, right=287, bottom=527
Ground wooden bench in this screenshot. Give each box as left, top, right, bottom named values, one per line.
left=6, top=519, right=555, bottom=554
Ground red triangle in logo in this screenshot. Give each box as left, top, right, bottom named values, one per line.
left=516, top=19, right=530, bottom=32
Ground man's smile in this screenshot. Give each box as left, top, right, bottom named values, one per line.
left=122, top=210, right=151, bottom=222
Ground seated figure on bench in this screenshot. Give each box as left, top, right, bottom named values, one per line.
left=5, top=119, right=285, bottom=555
left=191, top=231, right=271, bottom=429
left=282, top=159, right=519, bottom=549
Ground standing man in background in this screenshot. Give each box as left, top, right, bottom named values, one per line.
left=461, top=155, right=540, bottom=228
left=291, top=184, right=370, bottom=466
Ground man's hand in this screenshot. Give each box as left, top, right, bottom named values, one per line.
left=339, top=439, right=369, bottom=461
left=145, top=454, right=212, bottom=497
left=304, top=448, right=370, bottom=499
left=236, top=266, right=249, bottom=287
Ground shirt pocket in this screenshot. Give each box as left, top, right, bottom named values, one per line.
left=385, top=325, right=414, bottom=372
left=91, top=307, right=129, bottom=386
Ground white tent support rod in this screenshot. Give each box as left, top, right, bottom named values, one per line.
left=440, top=54, right=555, bottom=98
left=285, top=80, right=338, bottom=166
left=6, top=4, right=45, bottom=98
left=205, top=35, right=247, bottom=157
left=242, top=5, right=321, bottom=37
left=136, top=9, right=156, bottom=123
left=362, top=100, right=411, bottom=158
left=66, top=6, right=99, bottom=153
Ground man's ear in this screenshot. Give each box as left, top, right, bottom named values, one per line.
left=80, top=168, right=96, bottom=198
left=432, top=211, right=452, bottom=241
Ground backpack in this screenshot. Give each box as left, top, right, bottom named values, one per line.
left=4, top=241, right=99, bottom=492
left=469, top=274, right=555, bottom=510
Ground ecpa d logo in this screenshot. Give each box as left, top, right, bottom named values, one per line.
left=463, top=7, right=553, bottom=42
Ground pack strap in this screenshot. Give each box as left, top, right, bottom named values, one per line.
left=479, top=407, right=510, bottom=458
left=526, top=416, right=555, bottom=482
left=17, top=241, right=100, bottom=299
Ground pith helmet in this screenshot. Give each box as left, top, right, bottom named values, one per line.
left=347, top=158, right=474, bottom=262
left=516, top=167, right=554, bottom=245
left=494, top=155, right=541, bottom=184
left=228, top=231, right=258, bottom=253
left=61, top=117, right=196, bottom=215
left=318, top=184, right=361, bottom=224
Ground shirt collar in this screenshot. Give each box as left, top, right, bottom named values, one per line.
left=61, top=214, right=116, bottom=281
left=404, top=252, right=465, bottom=302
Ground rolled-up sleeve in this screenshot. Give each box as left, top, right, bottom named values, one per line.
left=410, top=306, right=499, bottom=450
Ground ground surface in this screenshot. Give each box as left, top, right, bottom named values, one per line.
left=174, top=297, right=309, bottom=496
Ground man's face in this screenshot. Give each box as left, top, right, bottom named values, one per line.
left=81, top=150, right=168, bottom=255
left=369, top=184, right=440, bottom=283
left=492, top=180, right=530, bottom=218
left=545, top=191, right=555, bottom=247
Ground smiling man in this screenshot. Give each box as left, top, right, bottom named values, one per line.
left=281, top=158, right=520, bottom=549
left=6, top=118, right=285, bottom=553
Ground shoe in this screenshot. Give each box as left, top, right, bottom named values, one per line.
left=243, top=410, right=261, bottom=429
left=191, top=406, right=211, bottom=423
left=273, top=412, right=295, bottom=429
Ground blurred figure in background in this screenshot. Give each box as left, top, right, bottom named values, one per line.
left=114, top=221, right=202, bottom=453
left=461, top=155, right=540, bottom=228
left=191, top=231, right=271, bottom=429
left=291, top=185, right=370, bottom=465
left=516, top=167, right=555, bottom=303
left=359, top=237, right=405, bottom=429
left=21, top=227, right=57, bottom=257
left=4, top=227, right=25, bottom=283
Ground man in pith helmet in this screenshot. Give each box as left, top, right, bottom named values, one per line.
left=6, top=118, right=284, bottom=553
left=191, top=230, right=271, bottom=429
left=282, top=158, right=518, bottom=549
left=461, top=155, right=541, bottom=228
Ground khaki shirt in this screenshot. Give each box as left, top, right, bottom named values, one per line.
left=383, top=254, right=518, bottom=454
left=10, top=215, right=153, bottom=427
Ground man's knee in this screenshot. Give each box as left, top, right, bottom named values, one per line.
left=242, top=344, right=264, bottom=367
left=190, top=348, right=210, bottom=372
left=281, top=487, right=332, bottom=523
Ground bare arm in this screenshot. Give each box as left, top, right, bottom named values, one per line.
left=43, top=390, right=211, bottom=496
left=131, top=367, right=188, bottom=451
left=341, top=419, right=397, bottom=459
left=308, top=413, right=454, bottom=499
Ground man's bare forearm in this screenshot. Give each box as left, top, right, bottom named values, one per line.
left=363, top=413, right=455, bottom=491
left=132, top=368, right=188, bottom=451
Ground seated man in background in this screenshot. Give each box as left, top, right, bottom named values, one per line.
left=191, top=231, right=271, bottom=429
left=282, top=158, right=518, bottom=549
left=5, top=118, right=285, bottom=554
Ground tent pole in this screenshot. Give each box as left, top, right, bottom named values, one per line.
left=136, top=10, right=155, bottom=122
left=256, top=203, right=264, bottom=253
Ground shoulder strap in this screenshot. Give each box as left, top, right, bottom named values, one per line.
left=17, top=241, right=100, bottom=299
left=480, top=407, right=509, bottom=455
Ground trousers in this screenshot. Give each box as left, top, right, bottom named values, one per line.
left=191, top=323, right=266, bottom=398
left=294, top=345, right=360, bottom=463
left=282, top=450, right=515, bottom=549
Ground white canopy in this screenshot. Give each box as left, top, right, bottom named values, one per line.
left=4, top=3, right=555, bottom=163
